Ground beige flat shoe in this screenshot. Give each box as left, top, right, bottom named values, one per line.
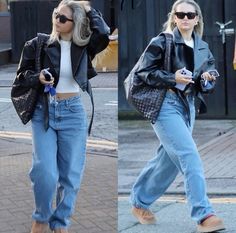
left=197, top=215, right=225, bottom=232
left=53, top=229, right=68, bottom=233
left=131, top=206, right=157, bottom=224
left=30, top=221, right=49, bottom=233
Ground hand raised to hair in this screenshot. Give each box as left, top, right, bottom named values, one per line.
left=78, top=1, right=91, bottom=13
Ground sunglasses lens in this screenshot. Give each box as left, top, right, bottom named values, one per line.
left=175, top=12, right=197, bottom=19
left=187, top=13, right=196, bottom=19
left=59, top=15, right=67, bottom=23
left=176, top=12, right=185, bottom=19
left=55, top=13, right=71, bottom=24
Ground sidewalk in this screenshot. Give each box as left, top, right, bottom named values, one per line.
left=118, top=197, right=236, bottom=233
left=0, top=63, right=118, bottom=232
left=119, top=119, right=236, bottom=195
left=118, top=119, right=236, bottom=233
left=0, top=131, right=117, bottom=233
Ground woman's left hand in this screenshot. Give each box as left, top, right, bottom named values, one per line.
left=201, top=72, right=216, bottom=81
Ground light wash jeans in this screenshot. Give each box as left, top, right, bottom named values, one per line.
left=29, top=95, right=87, bottom=230
left=131, top=91, right=214, bottom=223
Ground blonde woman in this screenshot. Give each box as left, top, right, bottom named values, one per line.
left=15, top=1, right=109, bottom=232
left=130, top=0, right=225, bottom=232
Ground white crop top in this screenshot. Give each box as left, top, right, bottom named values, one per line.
left=184, top=38, right=194, bottom=48
left=56, top=40, right=80, bottom=93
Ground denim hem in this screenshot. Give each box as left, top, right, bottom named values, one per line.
left=131, top=202, right=150, bottom=210
left=196, top=211, right=215, bottom=224
left=31, top=217, right=49, bottom=224
left=130, top=193, right=151, bottom=210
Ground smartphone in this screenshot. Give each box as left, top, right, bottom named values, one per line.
left=208, top=69, right=220, bottom=78
left=42, top=68, right=52, bottom=81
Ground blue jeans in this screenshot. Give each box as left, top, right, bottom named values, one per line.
left=131, top=91, right=214, bottom=223
left=29, top=95, right=87, bottom=230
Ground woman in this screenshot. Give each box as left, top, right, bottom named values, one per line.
left=130, top=0, right=225, bottom=232
left=15, top=1, right=109, bottom=232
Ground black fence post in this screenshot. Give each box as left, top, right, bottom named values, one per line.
left=10, top=0, right=59, bottom=62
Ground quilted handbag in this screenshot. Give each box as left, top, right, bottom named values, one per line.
left=124, top=33, right=173, bottom=123
left=11, top=34, right=47, bottom=124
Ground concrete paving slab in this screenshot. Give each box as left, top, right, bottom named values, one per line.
left=119, top=120, right=236, bottom=195
left=0, top=149, right=117, bottom=233
left=118, top=197, right=236, bottom=233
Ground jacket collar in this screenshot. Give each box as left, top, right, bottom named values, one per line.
left=172, top=27, right=208, bottom=73
left=173, top=27, right=206, bottom=49
left=44, top=39, right=86, bottom=77
left=173, top=27, right=186, bottom=44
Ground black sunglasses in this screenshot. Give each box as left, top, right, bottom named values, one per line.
left=175, top=12, right=198, bottom=20
left=55, top=12, right=73, bottom=24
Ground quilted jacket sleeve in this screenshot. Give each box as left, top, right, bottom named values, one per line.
left=135, top=35, right=176, bottom=89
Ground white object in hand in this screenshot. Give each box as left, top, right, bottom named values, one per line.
left=200, top=69, right=219, bottom=87
left=175, top=67, right=193, bottom=91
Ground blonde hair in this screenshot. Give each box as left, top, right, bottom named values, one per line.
left=163, top=0, right=204, bottom=37
left=49, top=0, right=92, bottom=46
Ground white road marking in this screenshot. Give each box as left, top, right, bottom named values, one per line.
left=119, top=196, right=236, bottom=203
left=0, top=98, right=11, bottom=103
left=0, top=131, right=117, bottom=150
left=105, top=100, right=118, bottom=106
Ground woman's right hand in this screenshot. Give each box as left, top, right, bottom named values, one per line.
left=175, top=69, right=194, bottom=84
left=39, top=71, right=54, bottom=85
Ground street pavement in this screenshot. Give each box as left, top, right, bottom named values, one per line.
left=0, top=64, right=117, bottom=233
left=119, top=120, right=236, bottom=195
left=1, top=63, right=236, bottom=233
left=118, top=120, right=236, bottom=232
left=119, top=197, right=236, bottom=233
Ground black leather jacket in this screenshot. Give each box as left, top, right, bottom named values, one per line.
left=136, top=27, right=216, bottom=116
left=16, top=8, right=110, bottom=133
